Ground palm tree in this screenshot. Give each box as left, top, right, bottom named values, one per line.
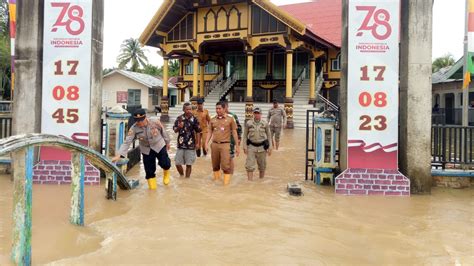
left=432, top=54, right=455, bottom=73
left=169, top=59, right=180, bottom=77
left=116, top=38, right=148, bottom=72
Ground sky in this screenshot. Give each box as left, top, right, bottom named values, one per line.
left=103, top=0, right=464, bottom=69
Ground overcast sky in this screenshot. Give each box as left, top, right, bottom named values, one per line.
left=103, top=0, right=464, bottom=69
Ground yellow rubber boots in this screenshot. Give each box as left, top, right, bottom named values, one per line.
left=147, top=178, right=157, bottom=190
left=224, top=174, right=231, bottom=185
left=213, top=171, right=221, bottom=181
left=163, top=170, right=170, bottom=185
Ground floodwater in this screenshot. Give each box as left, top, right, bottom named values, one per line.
left=0, top=126, right=473, bottom=265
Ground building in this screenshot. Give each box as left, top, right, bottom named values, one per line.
left=432, top=57, right=474, bottom=125
left=102, top=69, right=178, bottom=112
left=139, top=0, right=341, bottom=127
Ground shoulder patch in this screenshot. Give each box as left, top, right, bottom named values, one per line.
left=127, top=129, right=134, bottom=136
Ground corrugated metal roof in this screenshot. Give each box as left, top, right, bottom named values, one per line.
left=432, top=58, right=464, bottom=84
left=104, top=69, right=177, bottom=89
left=279, top=0, right=342, bottom=48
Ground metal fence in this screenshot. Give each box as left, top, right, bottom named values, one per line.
left=432, top=108, right=474, bottom=126
left=0, top=114, right=12, bottom=139
left=431, top=125, right=474, bottom=169
left=0, top=101, right=12, bottom=113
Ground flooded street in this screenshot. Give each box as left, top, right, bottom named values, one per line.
left=0, top=127, right=473, bottom=265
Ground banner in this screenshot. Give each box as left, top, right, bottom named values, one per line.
left=464, top=0, right=474, bottom=89
left=8, top=0, right=16, bottom=97
left=41, top=0, right=92, bottom=155
left=347, top=0, right=400, bottom=169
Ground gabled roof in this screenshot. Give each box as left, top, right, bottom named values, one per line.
left=279, top=0, right=342, bottom=48
left=432, top=58, right=464, bottom=84
left=104, top=69, right=177, bottom=89
left=140, top=0, right=308, bottom=47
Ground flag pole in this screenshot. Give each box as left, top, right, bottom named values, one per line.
left=463, top=0, right=469, bottom=127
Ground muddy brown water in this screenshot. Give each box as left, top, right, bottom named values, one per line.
left=0, top=127, right=473, bottom=265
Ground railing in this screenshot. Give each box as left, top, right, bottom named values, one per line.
left=317, top=93, right=339, bottom=111
left=305, top=109, right=320, bottom=181
left=431, top=125, right=474, bottom=169
left=1, top=134, right=139, bottom=265
left=292, top=67, right=306, bottom=97
left=207, top=72, right=224, bottom=95
left=218, top=71, right=238, bottom=100
left=0, top=100, right=12, bottom=113
left=432, top=108, right=474, bottom=126
left=0, top=113, right=12, bottom=139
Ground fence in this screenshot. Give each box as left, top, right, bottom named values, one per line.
left=431, top=125, right=474, bottom=169
left=0, top=114, right=12, bottom=139
left=432, top=108, right=474, bottom=126
left=0, top=101, right=12, bottom=113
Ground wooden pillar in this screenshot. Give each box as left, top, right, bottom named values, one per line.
left=70, top=152, right=85, bottom=226
left=309, top=58, right=316, bottom=104
left=191, top=54, right=199, bottom=106
left=160, top=56, right=169, bottom=122
left=200, top=63, right=205, bottom=98
left=285, top=49, right=294, bottom=129
left=11, top=146, right=34, bottom=265
left=245, top=51, right=254, bottom=121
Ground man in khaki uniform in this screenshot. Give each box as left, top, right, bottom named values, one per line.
left=267, top=99, right=287, bottom=150
left=205, top=101, right=240, bottom=185
left=243, top=107, right=272, bottom=180
left=194, top=98, right=211, bottom=157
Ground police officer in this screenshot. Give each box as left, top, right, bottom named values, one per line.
left=223, top=100, right=242, bottom=174
left=243, top=107, right=272, bottom=181
left=267, top=99, right=287, bottom=150
left=112, top=109, right=171, bottom=190
left=205, top=101, right=239, bottom=185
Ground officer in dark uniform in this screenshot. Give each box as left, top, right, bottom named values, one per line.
left=112, top=109, right=171, bottom=190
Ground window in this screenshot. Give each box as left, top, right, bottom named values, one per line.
left=185, top=62, right=194, bottom=75
left=251, top=5, right=287, bottom=34
left=168, top=14, right=194, bottom=42
left=127, top=89, right=141, bottom=106
left=205, top=61, right=219, bottom=74
left=331, top=53, right=341, bottom=71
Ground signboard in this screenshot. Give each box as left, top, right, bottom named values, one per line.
left=41, top=0, right=92, bottom=148
left=116, top=91, right=128, bottom=103
left=348, top=0, right=400, bottom=169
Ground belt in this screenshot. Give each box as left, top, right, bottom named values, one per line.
left=213, top=141, right=230, bottom=144
left=247, top=140, right=264, bottom=147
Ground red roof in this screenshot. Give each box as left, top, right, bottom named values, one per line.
left=279, top=0, right=342, bottom=48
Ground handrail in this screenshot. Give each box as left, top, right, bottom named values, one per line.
left=218, top=71, right=238, bottom=100
left=0, top=134, right=133, bottom=190
left=317, top=93, right=339, bottom=111
left=207, top=72, right=224, bottom=95
left=293, top=67, right=306, bottom=97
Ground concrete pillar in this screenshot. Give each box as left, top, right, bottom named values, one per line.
left=309, top=58, right=316, bottom=104
left=12, top=0, right=43, bottom=135
left=399, top=0, right=433, bottom=194
left=161, top=56, right=169, bottom=122
left=191, top=55, right=199, bottom=105
left=200, top=63, right=205, bottom=97
left=285, top=49, right=294, bottom=129
left=246, top=51, right=254, bottom=121
left=339, top=0, right=349, bottom=171
left=89, top=0, right=104, bottom=152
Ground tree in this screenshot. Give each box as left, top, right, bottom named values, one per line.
left=0, top=0, right=11, bottom=99
left=116, top=38, right=148, bottom=72
left=141, top=64, right=162, bottom=77
left=169, top=59, right=180, bottom=77
left=432, top=54, right=455, bottom=73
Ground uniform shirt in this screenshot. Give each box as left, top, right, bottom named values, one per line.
left=243, top=118, right=272, bottom=152
left=193, top=109, right=211, bottom=133
left=173, top=114, right=201, bottom=150
left=210, top=114, right=237, bottom=143
left=268, top=107, right=287, bottom=128
left=118, top=118, right=170, bottom=156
